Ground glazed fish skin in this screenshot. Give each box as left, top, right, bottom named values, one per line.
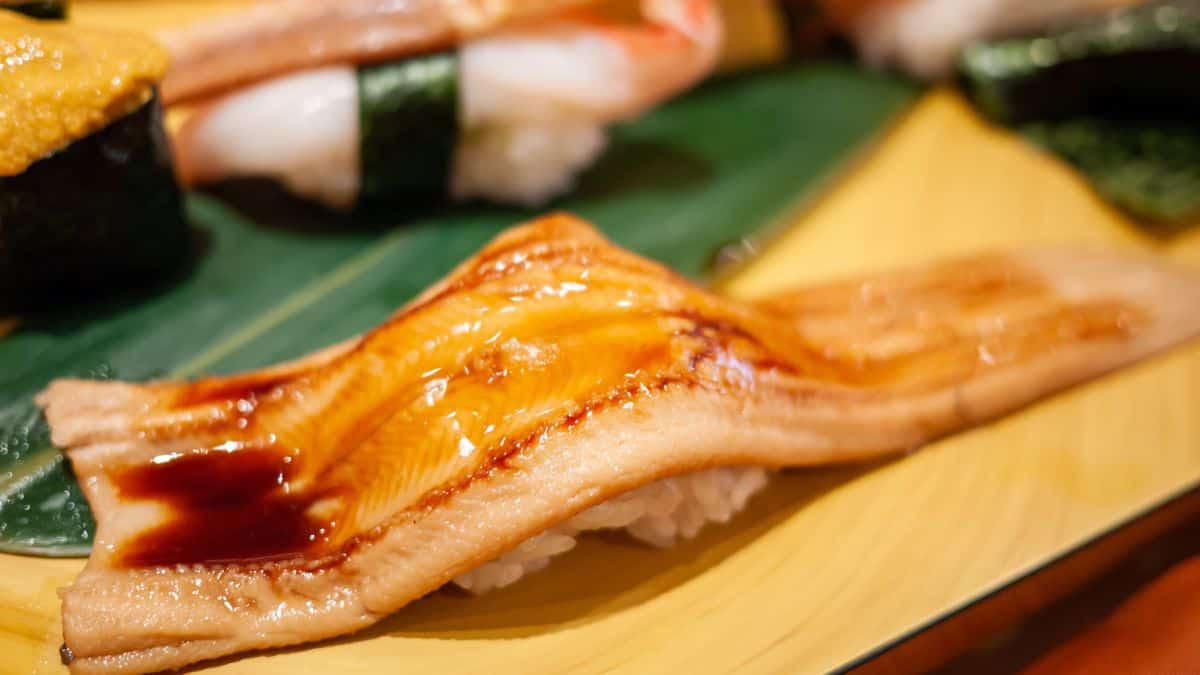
left=39, top=214, right=1200, bottom=674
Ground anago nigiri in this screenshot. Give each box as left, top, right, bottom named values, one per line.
left=164, top=0, right=723, bottom=208
left=40, top=213, right=1200, bottom=674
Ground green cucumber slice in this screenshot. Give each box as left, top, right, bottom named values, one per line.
left=357, top=51, right=459, bottom=208
left=0, top=93, right=191, bottom=309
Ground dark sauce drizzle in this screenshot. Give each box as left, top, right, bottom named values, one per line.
left=114, top=445, right=336, bottom=566
left=107, top=313, right=761, bottom=570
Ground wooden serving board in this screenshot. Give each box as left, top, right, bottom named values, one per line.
left=3, top=3, right=1200, bottom=675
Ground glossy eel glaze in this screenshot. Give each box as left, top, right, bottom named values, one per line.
left=38, top=213, right=1200, bottom=674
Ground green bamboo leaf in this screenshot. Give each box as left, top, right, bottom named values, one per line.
left=0, top=63, right=918, bottom=556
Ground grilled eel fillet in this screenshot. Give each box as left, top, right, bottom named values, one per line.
left=38, top=213, right=1200, bottom=674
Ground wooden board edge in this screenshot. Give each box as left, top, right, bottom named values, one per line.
left=842, top=483, right=1200, bottom=674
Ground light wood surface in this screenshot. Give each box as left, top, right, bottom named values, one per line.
left=854, top=487, right=1200, bottom=674
left=4, top=7, right=1200, bottom=669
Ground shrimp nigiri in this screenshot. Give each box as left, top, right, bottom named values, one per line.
left=167, top=0, right=723, bottom=208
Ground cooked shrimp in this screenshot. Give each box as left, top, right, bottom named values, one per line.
left=172, top=0, right=723, bottom=207
left=156, top=0, right=713, bottom=105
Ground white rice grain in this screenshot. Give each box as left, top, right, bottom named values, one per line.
left=452, top=466, right=770, bottom=594
left=450, top=123, right=608, bottom=207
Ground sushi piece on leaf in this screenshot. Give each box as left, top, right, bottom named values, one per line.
left=0, top=12, right=190, bottom=309
left=38, top=213, right=1200, bottom=674
left=166, top=0, right=724, bottom=209
left=961, top=0, right=1200, bottom=225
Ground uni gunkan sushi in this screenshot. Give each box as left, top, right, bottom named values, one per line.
left=0, top=11, right=189, bottom=308
left=158, top=0, right=724, bottom=209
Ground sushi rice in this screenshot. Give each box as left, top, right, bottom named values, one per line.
left=453, top=466, right=770, bottom=593
left=451, top=122, right=608, bottom=206
left=177, top=64, right=611, bottom=209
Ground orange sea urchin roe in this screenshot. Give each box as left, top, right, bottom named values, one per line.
left=0, top=12, right=168, bottom=176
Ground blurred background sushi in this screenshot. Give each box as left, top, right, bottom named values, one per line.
left=959, top=0, right=1200, bottom=225
left=3, top=0, right=1195, bottom=315
left=158, top=0, right=726, bottom=210
left=0, top=10, right=190, bottom=310
left=817, top=0, right=1200, bottom=226
left=820, top=0, right=1142, bottom=78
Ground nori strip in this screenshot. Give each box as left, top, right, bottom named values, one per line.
left=1023, top=118, right=1200, bottom=225
left=961, top=0, right=1200, bottom=124
left=960, top=0, right=1200, bottom=226
left=2, top=0, right=67, bottom=19
left=356, top=51, right=459, bottom=209
left=0, top=94, right=191, bottom=310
